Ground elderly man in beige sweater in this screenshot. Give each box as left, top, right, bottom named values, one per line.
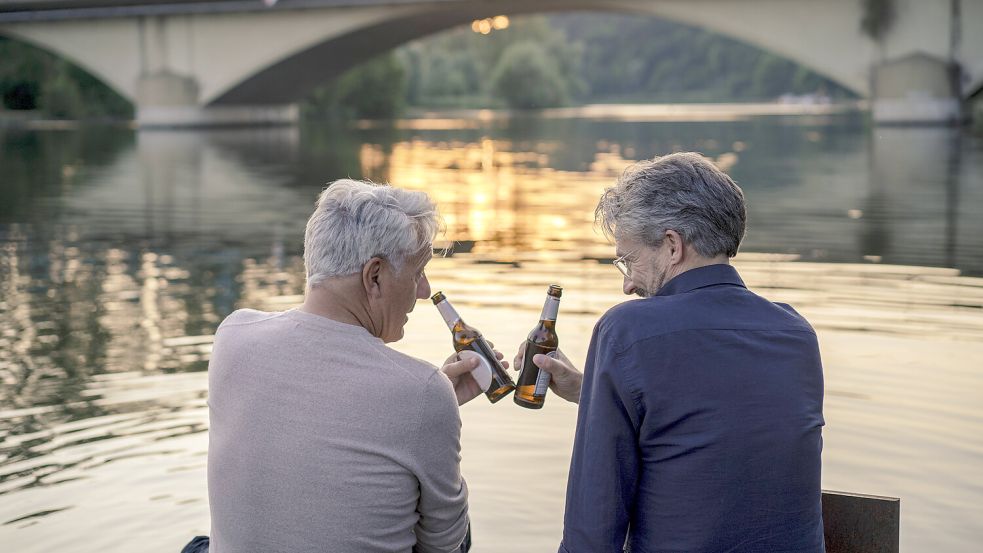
left=184, top=179, right=496, bottom=553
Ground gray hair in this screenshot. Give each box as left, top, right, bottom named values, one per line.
left=595, top=152, right=746, bottom=257
left=304, top=179, right=440, bottom=287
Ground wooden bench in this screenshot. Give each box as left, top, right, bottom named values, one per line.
left=822, top=490, right=900, bottom=553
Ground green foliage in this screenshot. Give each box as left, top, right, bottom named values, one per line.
left=490, top=41, right=571, bottom=109
left=1, top=37, right=45, bottom=110
left=547, top=13, right=852, bottom=102
left=305, top=52, right=406, bottom=119
left=397, top=17, right=585, bottom=109
left=322, top=12, right=850, bottom=113
left=40, top=65, right=84, bottom=118
left=0, top=36, right=132, bottom=118
left=860, top=0, right=896, bottom=41
left=971, top=95, right=983, bottom=135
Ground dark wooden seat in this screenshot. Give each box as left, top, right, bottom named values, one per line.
left=822, top=490, right=900, bottom=553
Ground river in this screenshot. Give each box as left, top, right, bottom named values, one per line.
left=1, top=104, right=982, bottom=552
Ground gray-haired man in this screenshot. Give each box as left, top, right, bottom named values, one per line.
left=518, top=152, right=826, bottom=553
left=189, top=179, right=498, bottom=553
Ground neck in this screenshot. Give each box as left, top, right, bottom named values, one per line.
left=667, top=253, right=730, bottom=282
left=299, top=276, right=377, bottom=335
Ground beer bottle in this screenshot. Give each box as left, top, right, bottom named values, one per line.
left=514, top=285, right=562, bottom=409
left=431, top=291, right=516, bottom=403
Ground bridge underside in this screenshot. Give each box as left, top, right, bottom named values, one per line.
left=211, top=5, right=505, bottom=105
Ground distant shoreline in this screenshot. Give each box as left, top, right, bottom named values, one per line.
left=1, top=101, right=868, bottom=130
left=363, top=100, right=868, bottom=129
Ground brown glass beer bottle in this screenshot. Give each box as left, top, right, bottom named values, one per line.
left=514, top=285, right=562, bottom=409
left=432, top=291, right=516, bottom=403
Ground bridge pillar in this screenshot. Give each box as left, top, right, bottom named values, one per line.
left=133, top=16, right=298, bottom=128
left=871, top=53, right=965, bottom=125
left=135, top=72, right=298, bottom=128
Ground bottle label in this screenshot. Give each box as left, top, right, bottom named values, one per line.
left=542, top=296, right=560, bottom=321
left=533, top=351, right=556, bottom=395
left=458, top=350, right=492, bottom=392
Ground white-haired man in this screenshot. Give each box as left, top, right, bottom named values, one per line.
left=187, top=180, right=493, bottom=553
left=513, top=153, right=826, bottom=553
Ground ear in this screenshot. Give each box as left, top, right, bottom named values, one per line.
left=361, top=257, right=385, bottom=298
left=665, top=230, right=685, bottom=265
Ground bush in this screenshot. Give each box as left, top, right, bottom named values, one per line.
left=2, top=81, right=39, bottom=110
left=40, top=70, right=84, bottom=118
left=305, top=52, right=406, bottom=119
left=490, top=41, right=571, bottom=109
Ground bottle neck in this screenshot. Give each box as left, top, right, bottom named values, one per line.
left=540, top=295, right=560, bottom=321
left=436, top=299, right=462, bottom=329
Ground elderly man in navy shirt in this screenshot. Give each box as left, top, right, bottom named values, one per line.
left=521, top=152, right=825, bottom=553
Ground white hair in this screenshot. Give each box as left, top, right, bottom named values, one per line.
left=304, top=179, right=440, bottom=287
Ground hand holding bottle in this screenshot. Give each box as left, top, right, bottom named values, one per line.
left=441, top=345, right=510, bottom=406
left=513, top=343, right=583, bottom=404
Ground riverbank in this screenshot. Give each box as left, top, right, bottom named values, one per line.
left=0, top=109, right=132, bottom=130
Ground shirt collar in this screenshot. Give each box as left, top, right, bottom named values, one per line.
left=655, top=264, right=746, bottom=297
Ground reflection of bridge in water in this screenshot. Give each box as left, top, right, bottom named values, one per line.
left=5, top=114, right=978, bottom=275
left=1, top=0, right=982, bottom=126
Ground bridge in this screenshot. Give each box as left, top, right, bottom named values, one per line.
left=1, top=0, right=980, bottom=127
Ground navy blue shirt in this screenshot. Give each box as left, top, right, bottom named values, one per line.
left=559, top=264, right=825, bottom=553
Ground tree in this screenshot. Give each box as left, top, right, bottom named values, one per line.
left=0, top=36, right=131, bottom=118
left=40, top=64, right=84, bottom=118
left=490, top=41, right=571, bottom=109
left=305, top=52, right=407, bottom=119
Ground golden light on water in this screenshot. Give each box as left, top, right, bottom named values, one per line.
left=372, top=138, right=616, bottom=252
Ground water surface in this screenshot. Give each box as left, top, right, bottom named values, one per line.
left=1, top=106, right=982, bottom=552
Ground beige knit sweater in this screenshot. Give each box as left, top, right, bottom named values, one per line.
left=207, top=308, right=469, bottom=553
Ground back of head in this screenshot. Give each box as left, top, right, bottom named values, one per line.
left=304, top=179, right=440, bottom=288
left=595, top=152, right=747, bottom=258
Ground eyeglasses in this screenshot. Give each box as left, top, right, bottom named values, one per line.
left=613, top=251, right=637, bottom=279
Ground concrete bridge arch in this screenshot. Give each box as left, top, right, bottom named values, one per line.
left=1, top=0, right=980, bottom=126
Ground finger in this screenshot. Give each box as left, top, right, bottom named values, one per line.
left=442, top=356, right=479, bottom=378
left=513, top=342, right=527, bottom=371
left=456, top=370, right=478, bottom=388
left=444, top=351, right=461, bottom=366
left=500, top=360, right=509, bottom=370
left=533, top=353, right=559, bottom=374
left=485, top=340, right=495, bottom=349
left=494, top=349, right=505, bottom=360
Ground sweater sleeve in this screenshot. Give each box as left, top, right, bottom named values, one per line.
left=412, top=371, right=470, bottom=553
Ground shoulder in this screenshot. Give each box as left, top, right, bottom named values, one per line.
left=376, top=344, right=440, bottom=376
left=407, top=365, right=459, bottom=434
left=593, top=298, right=677, bottom=354
left=212, top=310, right=284, bottom=348
left=772, top=301, right=817, bottom=334
left=216, top=308, right=282, bottom=331
left=596, top=299, right=643, bottom=335
left=421, top=370, right=459, bottom=417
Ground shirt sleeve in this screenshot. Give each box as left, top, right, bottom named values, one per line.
left=412, top=371, right=470, bottom=553
left=559, top=319, right=642, bottom=553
